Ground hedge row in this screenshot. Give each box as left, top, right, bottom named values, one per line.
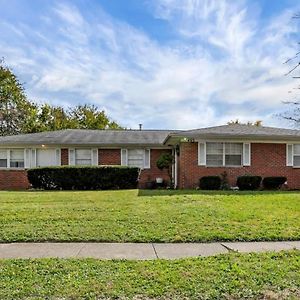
left=199, top=175, right=287, bottom=191
left=27, top=166, right=140, bottom=190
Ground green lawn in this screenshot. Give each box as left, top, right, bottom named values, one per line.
left=0, top=251, right=299, bottom=299
left=0, top=189, right=299, bottom=242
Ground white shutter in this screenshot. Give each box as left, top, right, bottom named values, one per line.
left=69, top=149, right=75, bottom=166
left=287, top=144, right=293, bottom=166
left=24, top=149, right=31, bottom=168
left=55, top=149, right=61, bottom=166
left=121, top=149, right=128, bottom=166
left=92, top=149, right=98, bottom=166
left=243, top=143, right=251, bottom=166
left=198, top=142, right=206, bottom=166
left=31, top=149, right=36, bottom=168
left=144, top=149, right=151, bottom=169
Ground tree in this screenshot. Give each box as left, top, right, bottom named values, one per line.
left=227, top=119, right=262, bottom=126
left=156, top=152, right=174, bottom=187
left=0, top=59, right=35, bottom=135
left=69, top=104, right=122, bottom=130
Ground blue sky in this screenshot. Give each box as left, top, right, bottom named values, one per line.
left=1, top=0, right=300, bottom=129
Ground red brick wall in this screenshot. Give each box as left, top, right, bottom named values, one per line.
left=179, top=142, right=300, bottom=189
left=61, top=149, right=69, bottom=165
left=139, top=149, right=172, bottom=188
left=0, top=170, right=30, bottom=190
left=97, top=148, right=172, bottom=188
left=99, top=149, right=121, bottom=165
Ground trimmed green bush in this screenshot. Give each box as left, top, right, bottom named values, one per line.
left=199, top=176, right=221, bottom=190
left=262, top=176, right=287, bottom=190
left=236, top=175, right=262, bottom=191
left=27, top=166, right=140, bottom=190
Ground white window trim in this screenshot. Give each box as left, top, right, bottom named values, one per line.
left=73, top=148, right=93, bottom=166
left=198, top=142, right=249, bottom=167
left=122, top=149, right=150, bottom=169
left=289, top=144, right=300, bottom=168
left=0, top=149, right=26, bottom=170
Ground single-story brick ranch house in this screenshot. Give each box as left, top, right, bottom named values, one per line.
left=1, top=123, right=300, bottom=190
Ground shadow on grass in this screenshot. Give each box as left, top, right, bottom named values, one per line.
left=137, top=189, right=297, bottom=197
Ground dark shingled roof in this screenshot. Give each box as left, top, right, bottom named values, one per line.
left=166, top=124, right=300, bottom=142
left=0, top=129, right=175, bottom=146
left=1, top=125, right=300, bottom=147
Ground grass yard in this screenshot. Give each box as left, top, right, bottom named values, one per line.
left=0, top=189, right=299, bottom=242
left=0, top=251, right=299, bottom=299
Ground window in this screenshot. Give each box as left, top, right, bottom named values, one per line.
left=225, top=143, right=243, bottom=166
left=206, top=142, right=223, bottom=166
left=10, top=149, right=24, bottom=168
left=121, top=149, right=151, bottom=169
left=36, top=149, right=57, bottom=167
left=0, top=150, right=7, bottom=168
left=75, top=149, right=92, bottom=165
left=128, top=149, right=145, bottom=168
left=206, top=142, right=243, bottom=167
left=293, top=144, right=300, bottom=167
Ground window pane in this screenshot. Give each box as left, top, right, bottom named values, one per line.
left=225, top=155, right=242, bottom=166
left=206, top=154, right=223, bottom=166
left=294, top=155, right=300, bottom=166
left=75, top=149, right=91, bottom=165
left=225, top=143, right=243, bottom=154
left=128, top=149, right=144, bottom=168
left=0, top=159, right=7, bottom=167
left=10, top=149, right=24, bottom=168
left=0, top=150, right=7, bottom=168
left=206, top=142, right=223, bottom=155
left=294, top=144, right=300, bottom=155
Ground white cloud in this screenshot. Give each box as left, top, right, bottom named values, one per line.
left=0, top=0, right=299, bottom=129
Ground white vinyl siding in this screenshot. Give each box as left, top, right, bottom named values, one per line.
left=121, top=149, right=151, bottom=169
left=75, top=149, right=92, bottom=166
left=202, top=142, right=248, bottom=167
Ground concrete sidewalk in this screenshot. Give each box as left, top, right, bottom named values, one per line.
left=0, top=241, right=299, bottom=260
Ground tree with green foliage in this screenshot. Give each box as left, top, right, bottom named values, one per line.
left=69, top=104, right=121, bottom=130
left=0, top=60, right=36, bottom=135
left=156, top=152, right=174, bottom=187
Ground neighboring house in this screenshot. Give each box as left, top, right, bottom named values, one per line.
left=1, top=124, right=300, bottom=190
